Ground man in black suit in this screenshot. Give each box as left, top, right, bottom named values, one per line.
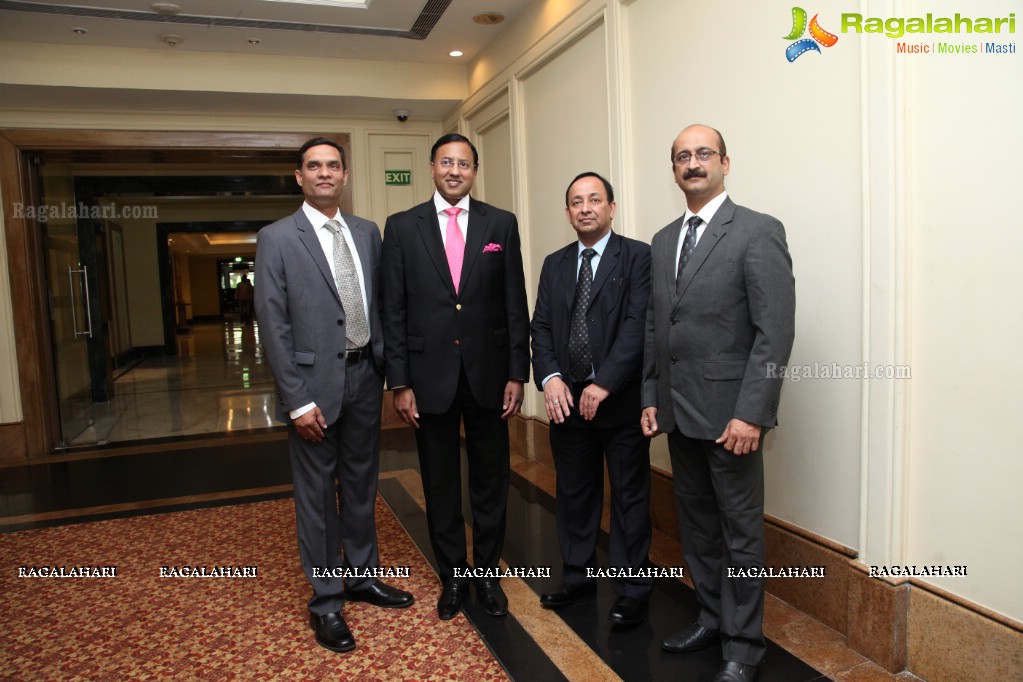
left=255, top=138, right=413, bottom=655
left=381, top=133, right=530, bottom=620
left=530, top=172, right=653, bottom=627
left=642, top=125, right=796, bottom=682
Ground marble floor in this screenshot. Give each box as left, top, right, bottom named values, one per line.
left=70, top=321, right=279, bottom=445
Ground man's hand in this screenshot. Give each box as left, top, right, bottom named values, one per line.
left=579, top=383, right=610, bottom=421
left=716, top=418, right=762, bottom=455
left=640, top=407, right=660, bottom=437
left=543, top=376, right=574, bottom=423
left=501, top=380, right=524, bottom=420
left=393, top=387, right=420, bottom=429
left=295, top=406, right=327, bottom=442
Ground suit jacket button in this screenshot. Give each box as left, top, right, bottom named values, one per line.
left=337, top=319, right=344, bottom=325
left=454, top=339, right=461, bottom=346
left=670, top=317, right=678, bottom=325
left=456, top=304, right=462, bottom=311
left=670, top=356, right=678, bottom=364
left=337, top=352, right=344, bottom=359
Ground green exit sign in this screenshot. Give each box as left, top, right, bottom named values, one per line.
left=385, top=170, right=411, bottom=185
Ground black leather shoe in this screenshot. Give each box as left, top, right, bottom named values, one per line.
left=437, top=580, right=468, bottom=620
left=713, top=660, right=759, bottom=682
left=344, top=580, right=414, bottom=608
left=539, top=580, right=597, bottom=609
left=608, top=596, right=647, bottom=627
left=308, top=612, right=355, bottom=653
left=476, top=579, right=508, bottom=617
left=661, top=623, right=720, bottom=653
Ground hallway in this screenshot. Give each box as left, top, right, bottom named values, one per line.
left=68, top=322, right=278, bottom=446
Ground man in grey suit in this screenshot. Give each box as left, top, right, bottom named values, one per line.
left=256, top=138, right=413, bottom=655
left=641, top=125, right=795, bottom=682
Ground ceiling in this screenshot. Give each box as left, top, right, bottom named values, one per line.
left=0, top=0, right=529, bottom=63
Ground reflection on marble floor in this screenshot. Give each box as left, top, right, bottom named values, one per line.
left=70, top=321, right=278, bottom=445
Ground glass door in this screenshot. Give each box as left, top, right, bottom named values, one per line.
left=32, top=155, right=104, bottom=446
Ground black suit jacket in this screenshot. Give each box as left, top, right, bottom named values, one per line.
left=531, top=232, right=651, bottom=428
left=381, top=197, right=530, bottom=413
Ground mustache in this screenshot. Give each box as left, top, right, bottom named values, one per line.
left=683, top=169, right=707, bottom=180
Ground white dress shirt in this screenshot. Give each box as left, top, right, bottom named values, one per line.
left=290, top=202, right=371, bottom=420
left=675, top=190, right=729, bottom=267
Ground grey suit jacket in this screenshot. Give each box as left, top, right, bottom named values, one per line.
left=255, top=207, right=384, bottom=425
left=641, top=197, right=795, bottom=440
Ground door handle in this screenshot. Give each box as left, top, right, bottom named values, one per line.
left=68, top=265, right=93, bottom=339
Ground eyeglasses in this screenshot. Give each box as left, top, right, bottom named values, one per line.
left=434, top=158, right=476, bottom=170
left=672, top=149, right=720, bottom=165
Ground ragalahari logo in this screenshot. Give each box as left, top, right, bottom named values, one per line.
left=784, top=7, right=839, bottom=61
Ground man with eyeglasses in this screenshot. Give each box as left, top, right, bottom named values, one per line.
left=641, top=125, right=795, bottom=682
left=382, top=133, right=530, bottom=621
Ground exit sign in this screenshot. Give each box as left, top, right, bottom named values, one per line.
left=386, top=170, right=411, bottom=185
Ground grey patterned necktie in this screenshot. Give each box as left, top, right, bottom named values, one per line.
left=326, top=219, right=370, bottom=348
left=569, top=248, right=597, bottom=383
left=676, top=215, right=702, bottom=290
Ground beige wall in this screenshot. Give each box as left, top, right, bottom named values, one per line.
left=903, top=0, right=1023, bottom=619
left=448, top=0, right=1023, bottom=623
left=0, top=183, right=21, bottom=422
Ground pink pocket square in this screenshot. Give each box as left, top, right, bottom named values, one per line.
left=482, top=243, right=503, bottom=253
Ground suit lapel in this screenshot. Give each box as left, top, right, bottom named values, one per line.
left=295, top=210, right=341, bottom=305
left=558, top=245, right=577, bottom=312
left=674, top=199, right=734, bottom=305
left=414, top=202, right=457, bottom=297
left=459, top=198, right=488, bottom=297
left=346, top=214, right=374, bottom=306
left=662, top=217, right=685, bottom=303
left=589, top=231, right=619, bottom=304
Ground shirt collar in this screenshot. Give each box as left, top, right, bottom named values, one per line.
left=302, top=202, right=345, bottom=231
left=433, top=191, right=471, bottom=216
left=684, top=190, right=728, bottom=226
left=578, top=229, right=613, bottom=258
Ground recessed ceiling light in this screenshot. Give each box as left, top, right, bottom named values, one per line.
left=473, top=12, right=504, bottom=25
left=161, top=33, right=184, bottom=46
left=449, top=50, right=463, bottom=57
left=248, top=38, right=261, bottom=44
left=151, top=3, right=181, bottom=15
left=72, top=27, right=88, bottom=35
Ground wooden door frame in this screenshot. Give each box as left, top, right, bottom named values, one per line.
left=0, top=130, right=350, bottom=458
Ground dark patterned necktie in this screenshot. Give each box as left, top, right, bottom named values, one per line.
left=676, top=215, right=702, bottom=290
left=569, top=248, right=596, bottom=382
left=326, top=219, right=369, bottom=348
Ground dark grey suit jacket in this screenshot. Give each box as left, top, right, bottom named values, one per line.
left=642, top=197, right=795, bottom=439
left=255, top=207, right=384, bottom=425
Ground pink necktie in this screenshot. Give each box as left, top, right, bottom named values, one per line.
left=444, top=207, right=465, bottom=293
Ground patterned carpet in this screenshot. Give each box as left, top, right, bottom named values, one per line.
left=0, top=497, right=509, bottom=681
